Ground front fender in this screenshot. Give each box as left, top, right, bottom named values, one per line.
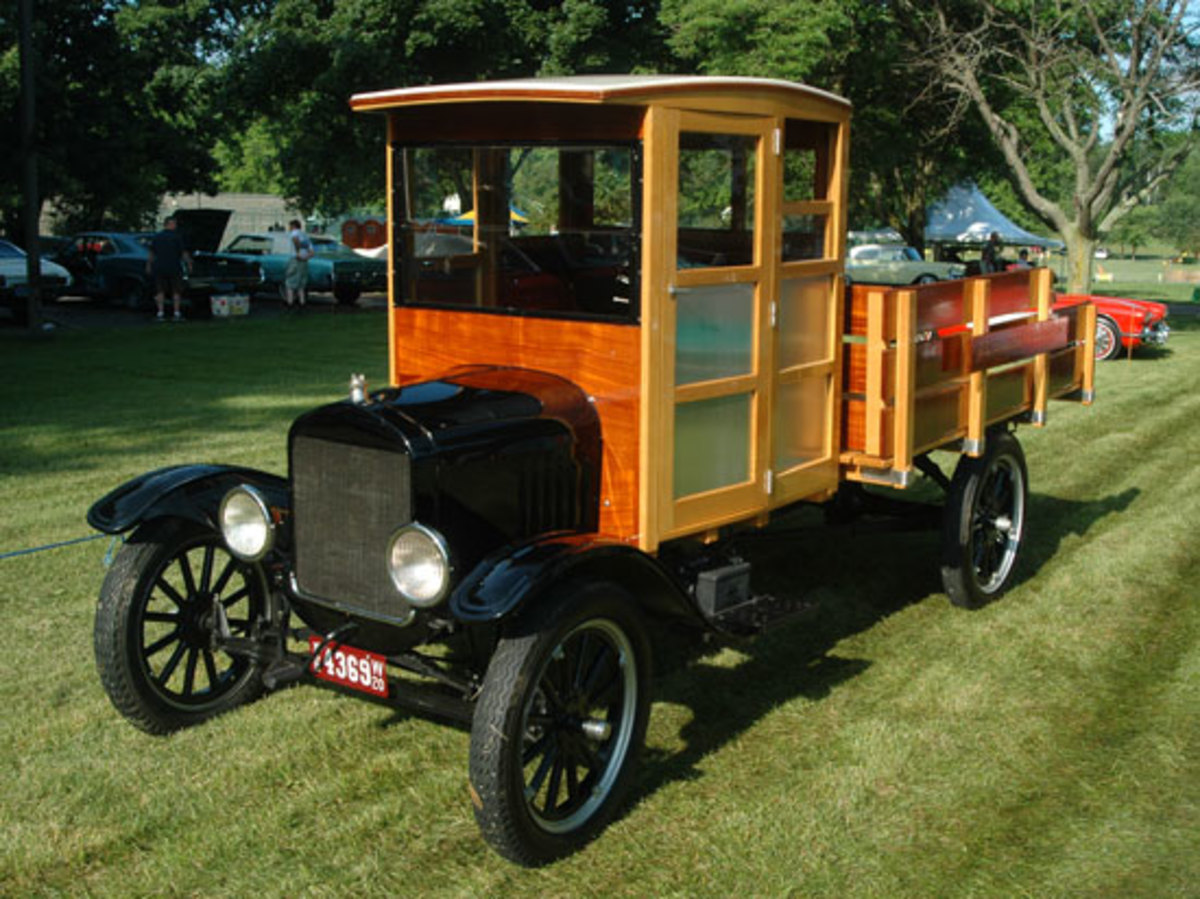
left=87, top=464, right=289, bottom=534
left=450, top=533, right=703, bottom=627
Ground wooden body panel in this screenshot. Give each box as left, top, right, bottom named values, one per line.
left=841, top=269, right=1095, bottom=483
left=390, top=307, right=642, bottom=542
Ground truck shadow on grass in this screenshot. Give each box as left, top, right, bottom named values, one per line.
left=634, top=484, right=1139, bottom=798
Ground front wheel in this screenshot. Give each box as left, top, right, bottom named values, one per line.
left=940, top=431, right=1028, bottom=609
left=469, top=583, right=651, bottom=865
left=94, top=518, right=268, bottom=734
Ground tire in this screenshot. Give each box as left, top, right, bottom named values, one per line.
left=915, top=274, right=938, bottom=285
left=333, top=285, right=361, bottom=306
left=94, top=518, right=268, bottom=735
left=940, top=430, right=1028, bottom=609
left=1095, top=316, right=1122, bottom=361
left=469, top=583, right=651, bottom=865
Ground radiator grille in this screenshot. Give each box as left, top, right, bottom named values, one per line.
left=292, top=436, right=412, bottom=622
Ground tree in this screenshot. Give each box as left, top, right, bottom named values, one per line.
left=659, top=0, right=1003, bottom=248
left=0, top=0, right=256, bottom=235
left=911, top=0, right=1200, bottom=291
left=219, top=0, right=673, bottom=217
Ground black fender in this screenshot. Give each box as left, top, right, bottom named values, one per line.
left=450, top=532, right=704, bottom=627
left=87, top=464, right=289, bottom=535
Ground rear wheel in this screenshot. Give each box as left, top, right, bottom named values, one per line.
left=469, top=583, right=651, bottom=865
left=94, top=518, right=268, bottom=734
left=941, top=431, right=1028, bottom=609
left=1095, top=316, right=1122, bottom=361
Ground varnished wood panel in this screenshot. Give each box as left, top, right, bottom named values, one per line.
left=391, top=307, right=641, bottom=542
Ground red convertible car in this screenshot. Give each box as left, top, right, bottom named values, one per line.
left=1054, top=293, right=1170, bottom=361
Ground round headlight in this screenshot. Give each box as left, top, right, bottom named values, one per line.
left=387, top=523, right=450, bottom=608
left=219, top=485, right=275, bottom=562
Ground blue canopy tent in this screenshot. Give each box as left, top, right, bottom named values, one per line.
left=926, top=183, right=1064, bottom=250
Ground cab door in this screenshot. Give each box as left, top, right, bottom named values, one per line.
left=641, top=108, right=844, bottom=549
left=644, top=110, right=777, bottom=543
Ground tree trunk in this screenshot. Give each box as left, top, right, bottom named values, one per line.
left=1063, top=225, right=1096, bottom=294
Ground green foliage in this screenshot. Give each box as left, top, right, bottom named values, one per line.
left=1151, top=149, right=1200, bottom=256
left=0, top=0, right=256, bottom=234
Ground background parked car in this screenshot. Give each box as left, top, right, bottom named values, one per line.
left=0, top=238, right=72, bottom=297
left=51, top=211, right=263, bottom=316
left=1054, top=293, right=1170, bottom=361
left=221, top=232, right=387, bottom=305
left=847, top=243, right=966, bottom=285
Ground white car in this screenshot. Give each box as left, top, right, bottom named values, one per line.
left=847, top=243, right=965, bottom=285
left=0, top=239, right=72, bottom=296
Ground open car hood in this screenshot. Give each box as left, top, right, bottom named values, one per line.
left=173, top=209, right=233, bottom=253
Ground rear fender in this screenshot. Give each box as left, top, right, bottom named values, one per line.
left=450, top=533, right=703, bottom=627
left=87, top=464, right=289, bottom=535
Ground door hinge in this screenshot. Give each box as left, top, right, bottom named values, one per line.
left=770, top=300, right=778, bottom=328
left=765, top=469, right=775, bottom=495
left=773, top=127, right=782, bottom=157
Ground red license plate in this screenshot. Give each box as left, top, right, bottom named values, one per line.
left=308, top=637, right=388, bottom=697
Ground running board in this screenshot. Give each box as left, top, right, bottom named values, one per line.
left=695, top=561, right=817, bottom=636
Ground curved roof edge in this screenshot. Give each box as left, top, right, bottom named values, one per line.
left=350, top=74, right=851, bottom=112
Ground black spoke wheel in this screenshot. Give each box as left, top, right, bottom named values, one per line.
left=94, top=518, right=267, bottom=734
left=469, top=583, right=651, bottom=866
left=941, top=430, right=1028, bottom=609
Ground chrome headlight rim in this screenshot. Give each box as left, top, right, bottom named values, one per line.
left=386, top=522, right=451, bottom=609
left=218, top=484, right=276, bottom=563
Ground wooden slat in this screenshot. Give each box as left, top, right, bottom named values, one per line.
left=966, top=278, right=990, bottom=455
left=892, top=289, right=917, bottom=474
left=970, top=317, right=1070, bottom=371
left=1032, top=266, right=1053, bottom=424
left=865, top=288, right=887, bottom=456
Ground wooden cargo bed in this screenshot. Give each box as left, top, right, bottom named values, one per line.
left=840, top=268, right=1095, bottom=486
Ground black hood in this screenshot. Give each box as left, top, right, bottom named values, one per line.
left=173, top=209, right=233, bottom=253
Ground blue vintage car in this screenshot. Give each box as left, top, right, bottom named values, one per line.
left=51, top=211, right=263, bottom=315
left=221, top=232, right=387, bottom=305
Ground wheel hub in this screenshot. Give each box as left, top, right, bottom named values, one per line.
left=178, top=593, right=217, bottom=647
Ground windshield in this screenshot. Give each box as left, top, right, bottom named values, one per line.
left=394, top=142, right=639, bottom=322
left=0, top=240, right=25, bottom=258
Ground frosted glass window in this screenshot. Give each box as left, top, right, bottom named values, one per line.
left=675, top=282, right=756, bottom=385
left=674, top=394, right=752, bottom=498
left=774, top=377, right=829, bottom=470
left=777, top=277, right=830, bottom=368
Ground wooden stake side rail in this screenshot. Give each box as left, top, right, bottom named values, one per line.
left=840, top=268, right=1095, bottom=486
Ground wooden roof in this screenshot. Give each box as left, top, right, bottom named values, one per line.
left=350, top=75, right=850, bottom=114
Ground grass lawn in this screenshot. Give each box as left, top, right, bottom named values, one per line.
left=1, top=310, right=1196, bottom=897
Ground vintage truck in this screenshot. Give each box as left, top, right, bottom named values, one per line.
left=87, top=76, right=1095, bottom=866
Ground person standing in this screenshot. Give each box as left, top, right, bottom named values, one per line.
left=981, top=231, right=1003, bottom=274
left=146, top=216, right=191, bottom=321
left=285, top=218, right=313, bottom=310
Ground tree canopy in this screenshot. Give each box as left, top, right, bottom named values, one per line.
left=4, top=0, right=1199, bottom=287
